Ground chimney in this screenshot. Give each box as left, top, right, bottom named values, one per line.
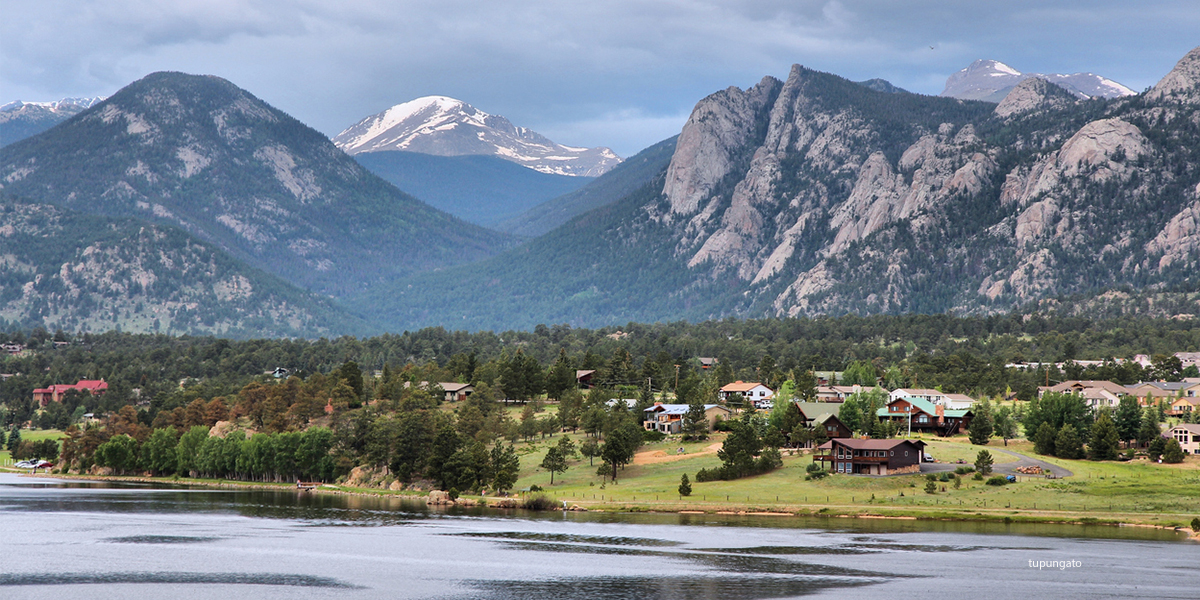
left=936, top=404, right=945, bottom=425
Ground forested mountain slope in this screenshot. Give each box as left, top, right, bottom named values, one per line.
left=0, top=72, right=512, bottom=297
left=0, top=200, right=369, bottom=337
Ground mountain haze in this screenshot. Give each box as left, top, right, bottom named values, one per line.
left=0, top=73, right=511, bottom=297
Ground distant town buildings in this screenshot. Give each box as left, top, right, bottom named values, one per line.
left=32, top=379, right=108, bottom=407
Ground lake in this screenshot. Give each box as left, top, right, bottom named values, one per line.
left=1, top=473, right=1197, bottom=599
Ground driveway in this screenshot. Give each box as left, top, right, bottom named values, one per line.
left=920, top=447, right=1073, bottom=478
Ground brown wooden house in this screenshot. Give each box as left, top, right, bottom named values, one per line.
left=813, top=438, right=927, bottom=475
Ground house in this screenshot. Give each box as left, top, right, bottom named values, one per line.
left=32, top=379, right=108, bottom=407
left=1166, top=424, right=1200, bottom=455
left=699, top=357, right=719, bottom=370
left=440, top=382, right=474, bottom=403
left=877, top=396, right=972, bottom=436
left=3, top=343, right=24, bottom=355
left=815, top=385, right=859, bottom=402
left=575, top=369, right=596, bottom=389
left=642, top=403, right=732, bottom=434
left=1168, top=397, right=1200, bottom=417
left=1039, top=380, right=1130, bottom=396
left=1175, top=352, right=1200, bottom=370
left=719, top=381, right=773, bottom=405
left=812, top=438, right=927, bottom=475
left=1125, top=381, right=1200, bottom=406
left=1078, top=387, right=1123, bottom=410
left=889, top=388, right=976, bottom=409
left=794, top=402, right=852, bottom=440
left=606, top=398, right=639, bottom=410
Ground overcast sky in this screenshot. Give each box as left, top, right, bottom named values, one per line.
left=3, top=1, right=1199, bottom=157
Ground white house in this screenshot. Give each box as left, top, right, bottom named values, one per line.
left=888, top=388, right=975, bottom=410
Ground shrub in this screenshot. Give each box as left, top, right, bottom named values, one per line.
left=954, top=465, right=975, bottom=475
left=985, top=476, right=1009, bottom=486
left=924, top=480, right=937, bottom=494
left=1191, top=517, right=1200, bottom=533
left=938, top=472, right=951, bottom=482
left=804, top=462, right=828, bottom=480
left=713, top=419, right=734, bottom=432
left=521, top=494, right=558, bottom=511
left=528, top=484, right=543, bottom=492
left=972, top=472, right=984, bottom=481
left=447, top=488, right=460, bottom=501
left=642, top=429, right=666, bottom=443
left=952, top=474, right=962, bottom=489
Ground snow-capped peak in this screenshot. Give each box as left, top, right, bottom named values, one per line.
left=1, top=96, right=105, bottom=113
left=942, top=60, right=1135, bottom=102
left=333, top=96, right=621, bottom=177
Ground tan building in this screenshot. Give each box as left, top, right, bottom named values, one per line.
left=1166, top=424, right=1200, bottom=456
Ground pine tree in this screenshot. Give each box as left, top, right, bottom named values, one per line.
left=1087, top=412, right=1120, bottom=461
left=968, top=402, right=994, bottom=445
left=974, top=449, right=994, bottom=475
left=1114, top=396, right=1142, bottom=447
left=678, top=473, right=692, bottom=497
left=1054, top=424, right=1083, bottom=460
left=540, top=446, right=567, bottom=485
left=1163, top=438, right=1186, bottom=463
left=1033, top=421, right=1057, bottom=455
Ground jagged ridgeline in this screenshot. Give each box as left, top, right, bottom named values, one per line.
left=0, top=200, right=370, bottom=337
left=0, top=72, right=512, bottom=299
left=359, top=48, right=1200, bottom=331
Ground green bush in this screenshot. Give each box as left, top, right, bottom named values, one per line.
left=804, top=462, right=828, bottom=480
left=642, top=429, right=666, bottom=443
left=954, top=465, right=975, bottom=475
left=1191, top=517, right=1200, bottom=533
left=521, top=494, right=558, bottom=511
left=985, top=476, right=1009, bottom=486
left=924, top=480, right=937, bottom=494
left=972, top=472, right=984, bottom=481
left=938, top=472, right=951, bottom=482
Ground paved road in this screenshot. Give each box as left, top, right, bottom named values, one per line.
left=920, top=447, right=1073, bottom=478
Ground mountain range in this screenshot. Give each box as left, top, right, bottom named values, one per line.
left=0, top=73, right=511, bottom=300
left=0, top=97, right=105, bottom=147
left=4, top=49, right=1200, bottom=336
left=352, top=47, right=1200, bottom=331
left=333, top=96, right=621, bottom=177
left=941, top=59, right=1135, bottom=102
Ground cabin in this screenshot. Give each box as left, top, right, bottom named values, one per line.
left=794, top=402, right=852, bottom=441
left=876, top=397, right=972, bottom=436
left=575, top=370, right=596, bottom=389
left=698, top=357, right=719, bottom=370
left=32, top=379, right=108, bottom=408
left=812, top=438, right=927, bottom=475
left=642, top=403, right=732, bottom=434
left=440, top=382, right=474, bottom=403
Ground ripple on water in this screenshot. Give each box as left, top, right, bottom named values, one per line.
left=460, top=574, right=881, bottom=600
left=0, top=572, right=363, bottom=588
left=103, top=535, right=220, bottom=544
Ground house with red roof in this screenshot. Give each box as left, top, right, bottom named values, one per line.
left=32, top=379, right=108, bottom=407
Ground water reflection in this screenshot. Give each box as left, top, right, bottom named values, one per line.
left=0, top=572, right=361, bottom=588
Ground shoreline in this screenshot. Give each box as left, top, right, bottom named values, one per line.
left=19, top=471, right=1198, bottom=541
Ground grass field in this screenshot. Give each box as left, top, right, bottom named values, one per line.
left=503, top=429, right=1200, bottom=529
left=0, top=429, right=64, bottom=466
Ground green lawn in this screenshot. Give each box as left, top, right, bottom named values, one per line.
left=1, top=429, right=64, bottom=466
left=500, top=432, right=1200, bottom=527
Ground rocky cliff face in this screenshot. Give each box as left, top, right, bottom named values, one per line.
left=643, top=46, right=1200, bottom=319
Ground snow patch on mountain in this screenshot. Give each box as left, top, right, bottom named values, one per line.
left=942, top=60, right=1135, bottom=103
left=333, top=96, right=621, bottom=177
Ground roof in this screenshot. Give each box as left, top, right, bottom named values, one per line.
left=1042, top=380, right=1129, bottom=395
left=575, top=369, right=596, bottom=378
left=878, top=396, right=970, bottom=419
left=440, top=382, right=472, bottom=392
left=893, top=388, right=943, bottom=396
left=817, top=438, right=927, bottom=451
left=644, top=403, right=726, bottom=416
left=1169, top=423, right=1200, bottom=434
left=944, top=393, right=975, bottom=402
left=1131, top=381, right=1197, bottom=391
left=794, top=402, right=841, bottom=423
left=720, top=381, right=770, bottom=393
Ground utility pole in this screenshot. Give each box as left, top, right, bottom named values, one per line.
left=674, top=364, right=680, bottom=392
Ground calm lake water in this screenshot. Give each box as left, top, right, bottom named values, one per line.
left=1, top=473, right=1197, bottom=599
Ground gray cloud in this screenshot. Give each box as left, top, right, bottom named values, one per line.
left=3, top=0, right=1198, bottom=156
